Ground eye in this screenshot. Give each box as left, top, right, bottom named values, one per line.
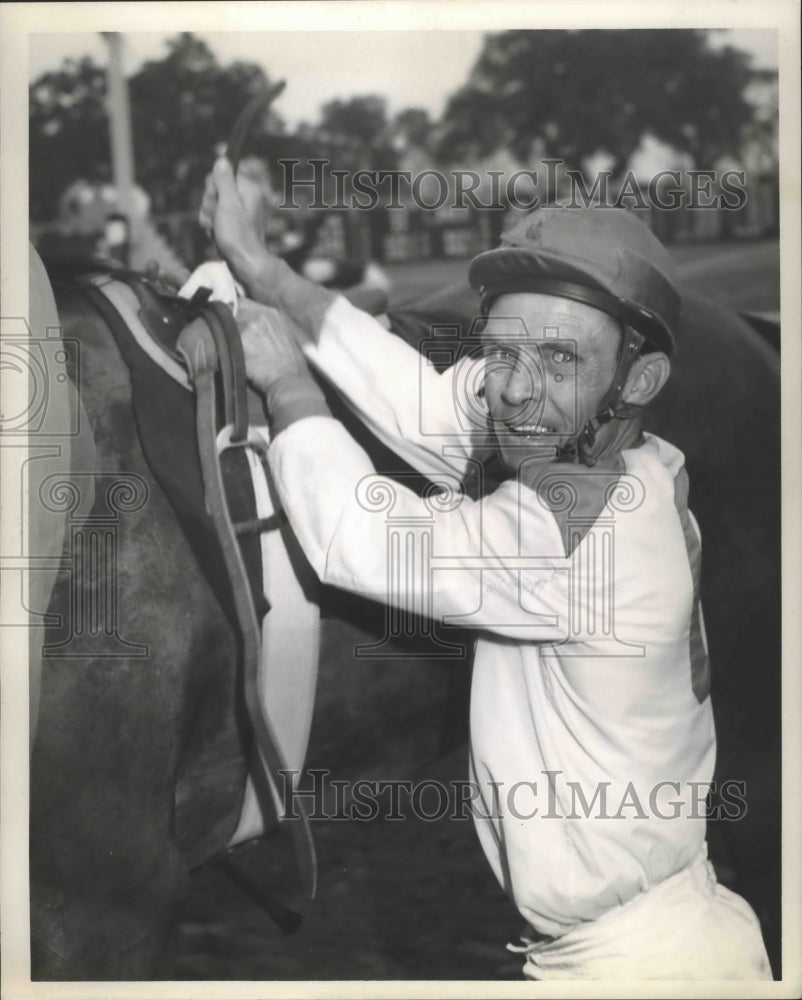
left=484, top=344, right=516, bottom=362
left=551, top=348, right=575, bottom=364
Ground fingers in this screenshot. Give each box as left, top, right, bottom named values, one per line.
left=240, top=305, right=292, bottom=349
left=239, top=307, right=308, bottom=389
left=212, top=155, right=237, bottom=187
left=240, top=305, right=302, bottom=359
left=198, top=154, right=271, bottom=270
left=236, top=176, right=268, bottom=243
left=238, top=299, right=305, bottom=349
left=198, top=174, right=218, bottom=234
left=237, top=296, right=272, bottom=325
left=198, top=157, right=240, bottom=233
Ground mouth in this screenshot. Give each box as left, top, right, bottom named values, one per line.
left=501, top=422, right=559, bottom=437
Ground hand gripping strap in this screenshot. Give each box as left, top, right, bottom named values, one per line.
left=197, top=300, right=250, bottom=441
left=177, top=309, right=316, bottom=901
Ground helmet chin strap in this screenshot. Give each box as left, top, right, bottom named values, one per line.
left=556, top=326, right=646, bottom=466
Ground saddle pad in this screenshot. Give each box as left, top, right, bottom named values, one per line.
left=80, top=274, right=321, bottom=837
left=81, top=274, right=263, bottom=627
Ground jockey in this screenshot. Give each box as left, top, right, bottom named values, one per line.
left=200, top=157, right=772, bottom=981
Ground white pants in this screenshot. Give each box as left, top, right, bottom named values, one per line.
left=512, top=853, right=772, bottom=981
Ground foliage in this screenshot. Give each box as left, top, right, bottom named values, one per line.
left=437, top=30, right=760, bottom=173
left=30, top=57, right=111, bottom=220
left=29, top=29, right=768, bottom=223
left=29, top=34, right=407, bottom=221
left=129, top=33, right=281, bottom=213
left=316, top=95, right=397, bottom=171
left=391, top=107, right=435, bottom=154
left=29, top=33, right=281, bottom=220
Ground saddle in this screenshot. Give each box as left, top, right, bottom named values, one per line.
left=75, top=265, right=316, bottom=912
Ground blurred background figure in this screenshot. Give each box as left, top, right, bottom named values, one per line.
left=44, top=177, right=151, bottom=263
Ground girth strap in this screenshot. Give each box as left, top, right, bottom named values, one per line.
left=177, top=308, right=316, bottom=901
left=188, top=297, right=250, bottom=442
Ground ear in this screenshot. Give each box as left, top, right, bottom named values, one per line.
left=621, top=352, right=671, bottom=406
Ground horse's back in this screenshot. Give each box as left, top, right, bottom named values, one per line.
left=30, top=275, right=248, bottom=978
left=645, top=292, right=781, bottom=952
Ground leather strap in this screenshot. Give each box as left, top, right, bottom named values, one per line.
left=195, top=299, right=250, bottom=442
left=177, top=308, right=316, bottom=901
left=225, top=81, right=287, bottom=172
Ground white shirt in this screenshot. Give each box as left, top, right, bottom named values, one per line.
left=267, top=296, right=717, bottom=938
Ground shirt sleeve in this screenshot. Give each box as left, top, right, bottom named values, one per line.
left=268, top=416, right=571, bottom=642
left=303, top=296, right=489, bottom=482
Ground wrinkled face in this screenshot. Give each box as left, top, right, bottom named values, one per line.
left=481, top=293, right=623, bottom=470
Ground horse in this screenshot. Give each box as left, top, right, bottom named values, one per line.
left=27, top=253, right=472, bottom=980
left=27, top=253, right=781, bottom=980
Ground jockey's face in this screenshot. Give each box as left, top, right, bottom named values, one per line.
left=481, top=292, right=622, bottom=470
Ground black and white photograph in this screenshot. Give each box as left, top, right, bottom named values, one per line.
left=1, top=1, right=800, bottom=996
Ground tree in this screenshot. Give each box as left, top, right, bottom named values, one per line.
left=317, top=95, right=396, bottom=170
left=437, top=30, right=759, bottom=175
left=29, top=57, right=111, bottom=220
left=128, top=33, right=281, bottom=212
left=29, top=33, right=282, bottom=220
left=391, top=107, right=434, bottom=153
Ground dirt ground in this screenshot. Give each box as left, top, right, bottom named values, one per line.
left=384, top=238, right=780, bottom=316
left=171, top=744, right=527, bottom=981
left=169, top=753, right=760, bottom=982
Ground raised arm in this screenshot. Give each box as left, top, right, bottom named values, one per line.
left=302, top=296, right=484, bottom=481
left=201, top=158, right=485, bottom=480
left=237, top=308, right=570, bottom=642
left=268, top=416, right=571, bottom=643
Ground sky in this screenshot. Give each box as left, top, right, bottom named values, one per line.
left=27, top=28, right=778, bottom=130
left=29, top=31, right=487, bottom=126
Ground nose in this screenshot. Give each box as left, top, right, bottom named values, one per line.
left=501, top=355, right=543, bottom=409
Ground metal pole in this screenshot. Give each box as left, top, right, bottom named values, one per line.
left=101, top=32, right=135, bottom=222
